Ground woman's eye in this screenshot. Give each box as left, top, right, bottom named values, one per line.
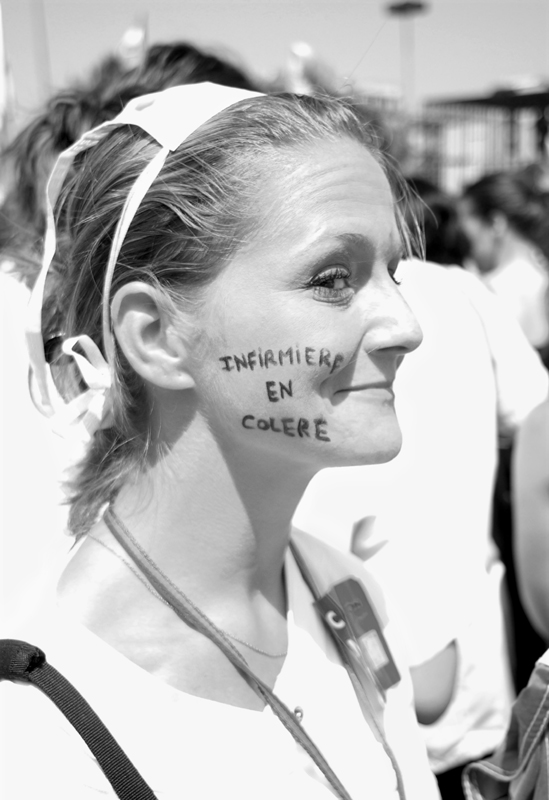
left=309, top=268, right=352, bottom=301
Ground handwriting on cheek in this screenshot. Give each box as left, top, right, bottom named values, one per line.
left=242, top=415, right=330, bottom=442
left=265, top=380, right=292, bottom=402
left=219, top=346, right=344, bottom=375
left=220, top=345, right=337, bottom=443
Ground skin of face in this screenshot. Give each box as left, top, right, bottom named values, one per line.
left=187, top=137, right=423, bottom=471
left=458, top=198, right=500, bottom=273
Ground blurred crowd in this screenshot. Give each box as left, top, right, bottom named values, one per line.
left=1, top=36, right=549, bottom=800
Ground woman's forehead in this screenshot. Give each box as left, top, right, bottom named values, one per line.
left=280, top=136, right=388, bottom=185
left=229, top=139, right=400, bottom=268
left=254, top=139, right=393, bottom=223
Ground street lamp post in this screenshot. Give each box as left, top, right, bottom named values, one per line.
left=386, top=1, right=429, bottom=113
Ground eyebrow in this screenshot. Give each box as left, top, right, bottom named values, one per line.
left=333, top=233, right=405, bottom=262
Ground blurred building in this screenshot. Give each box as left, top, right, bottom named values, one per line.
left=276, top=44, right=549, bottom=195
left=418, top=84, right=549, bottom=192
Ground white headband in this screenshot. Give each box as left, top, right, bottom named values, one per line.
left=26, top=82, right=261, bottom=442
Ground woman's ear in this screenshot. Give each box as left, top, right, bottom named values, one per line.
left=110, top=282, right=195, bottom=390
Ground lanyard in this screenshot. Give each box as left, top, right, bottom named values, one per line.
left=104, top=507, right=354, bottom=800
left=289, top=538, right=407, bottom=800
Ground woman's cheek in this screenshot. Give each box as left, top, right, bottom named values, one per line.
left=215, top=342, right=347, bottom=444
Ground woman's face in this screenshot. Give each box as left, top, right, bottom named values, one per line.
left=190, top=137, right=422, bottom=471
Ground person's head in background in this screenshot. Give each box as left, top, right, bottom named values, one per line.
left=0, top=41, right=260, bottom=286
left=405, top=175, right=470, bottom=267
left=458, top=170, right=549, bottom=274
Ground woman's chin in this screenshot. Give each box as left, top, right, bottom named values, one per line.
left=366, top=440, right=403, bottom=464
left=322, top=431, right=403, bottom=469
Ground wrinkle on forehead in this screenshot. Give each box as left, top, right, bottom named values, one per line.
left=248, top=138, right=395, bottom=244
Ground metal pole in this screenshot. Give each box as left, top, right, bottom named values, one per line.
left=31, top=0, right=53, bottom=103
left=399, top=14, right=415, bottom=111
left=386, top=2, right=428, bottom=113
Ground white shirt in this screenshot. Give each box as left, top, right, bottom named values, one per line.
left=0, top=537, right=439, bottom=800
left=473, top=254, right=549, bottom=349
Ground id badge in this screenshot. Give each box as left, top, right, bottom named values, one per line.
left=316, top=578, right=400, bottom=694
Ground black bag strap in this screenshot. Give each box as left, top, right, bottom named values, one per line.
left=0, top=639, right=157, bottom=800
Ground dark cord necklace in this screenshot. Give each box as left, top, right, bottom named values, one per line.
left=101, top=505, right=354, bottom=800
left=87, top=532, right=287, bottom=658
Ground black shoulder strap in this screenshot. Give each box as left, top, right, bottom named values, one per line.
left=0, top=639, right=157, bottom=800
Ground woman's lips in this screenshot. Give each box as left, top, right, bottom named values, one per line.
left=335, top=381, right=394, bottom=394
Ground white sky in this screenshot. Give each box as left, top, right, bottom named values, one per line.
left=2, top=0, right=549, bottom=118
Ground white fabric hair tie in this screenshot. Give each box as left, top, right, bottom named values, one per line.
left=26, top=82, right=262, bottom=444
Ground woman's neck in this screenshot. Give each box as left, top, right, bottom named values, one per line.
left=111, top=422, right=314, bottom=608
left=57, top=418, right=317, bottom=702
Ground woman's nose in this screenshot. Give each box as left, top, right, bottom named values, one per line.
left=396, top=294, right=423, bottom=355
left=363, top=282, right=423, bottom=356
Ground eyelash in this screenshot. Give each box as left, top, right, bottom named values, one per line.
left=309, top=264, right=402, bottom=301
left=309, top=267, right=353, bottom=302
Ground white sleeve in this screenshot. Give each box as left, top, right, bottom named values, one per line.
left=446, top=267, right=549, bottom=439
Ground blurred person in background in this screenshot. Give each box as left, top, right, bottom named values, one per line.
left=462, top=391, right=549, bottom=800
left=458, top=170, right=549, bottom=351
left=458, top=170, right=549, bottom=690
left=0, top=40, right=260, bottom=287
left=394, top=172, right=547, bottom=691
left=513, top=394, right=549, bottom=644
left=405, top=176, right=470, bottom=267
